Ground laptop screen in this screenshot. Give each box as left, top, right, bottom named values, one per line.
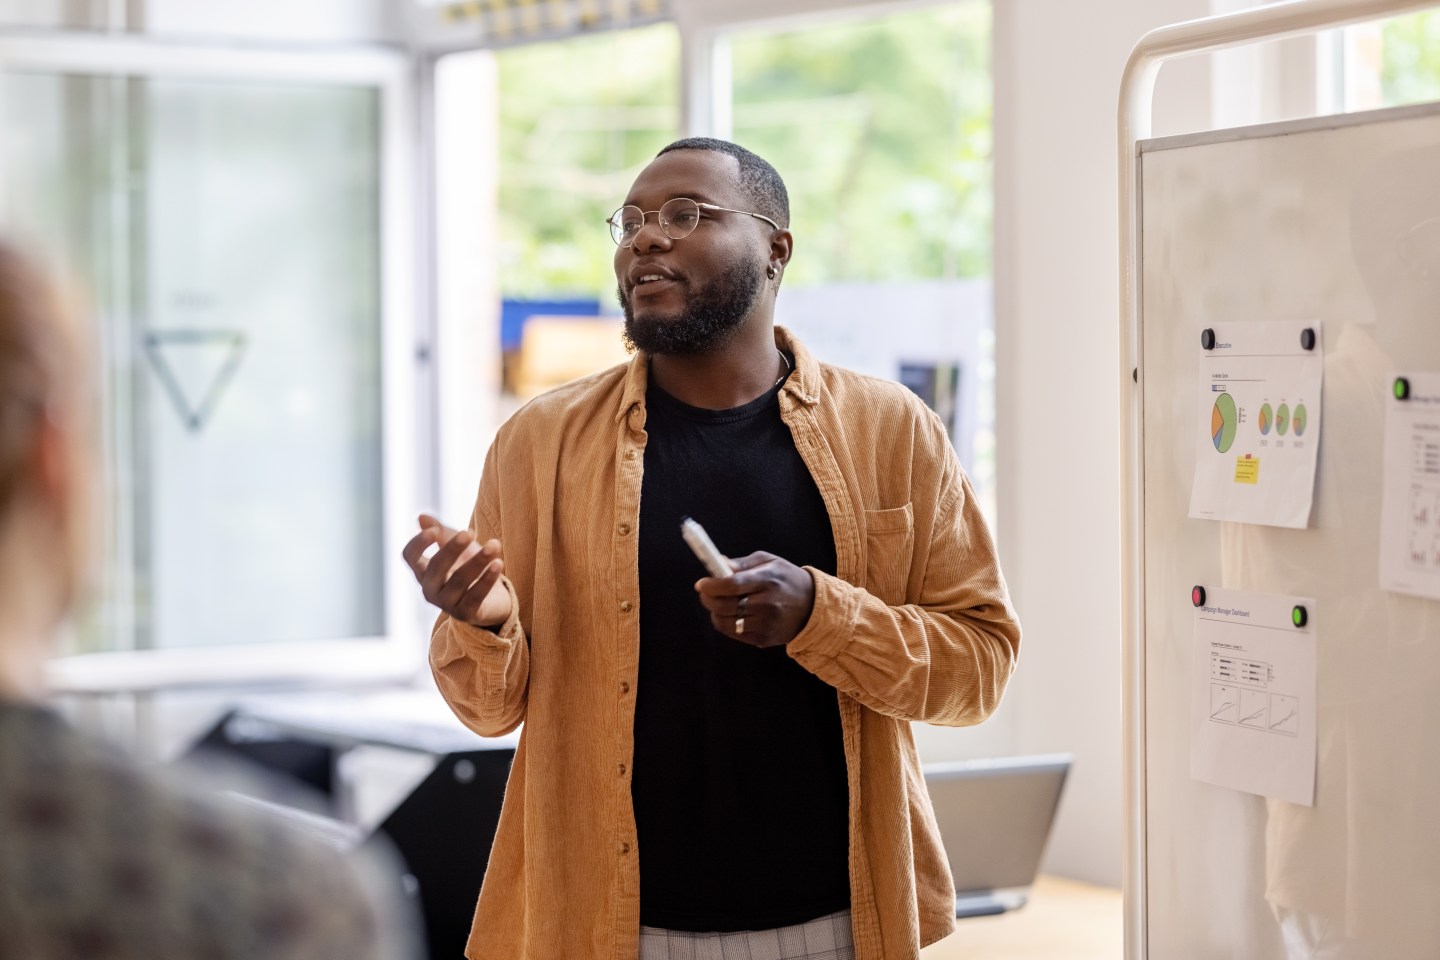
left=923, top=754, right=1072, bottom=897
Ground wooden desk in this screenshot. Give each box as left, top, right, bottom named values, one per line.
left=920, top=875, right=1123, bottom=960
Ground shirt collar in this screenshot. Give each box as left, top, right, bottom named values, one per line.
left=613, top=324, right=821, bottom=424
left=615, top=348, right=651, bottom=424
left=777, top=325, right=822, bottom=407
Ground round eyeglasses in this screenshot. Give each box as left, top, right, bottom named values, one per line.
left=606, top=197, right=780, bottom=248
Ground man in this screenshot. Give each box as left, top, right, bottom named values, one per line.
left=0, top=241, right=417, bottom=960
left=406, top=138, right=1020, bottom=960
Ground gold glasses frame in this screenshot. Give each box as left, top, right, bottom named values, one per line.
left=606, top=197, right=780, bottom=248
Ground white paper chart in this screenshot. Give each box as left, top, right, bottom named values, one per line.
left=1379, top=372, right=1440, bottom=600
left=1188, top=321, right=1323, bottom=529
left=1191, top=588, right=1317, bottom=807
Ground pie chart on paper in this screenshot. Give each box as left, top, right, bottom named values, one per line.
left=1293, top=403, right=1308, bottom=437
left=1212, top=392, right=1238, bottom=453
left=1259, top=403, right=1274, bottom=435
left=1276, top=403, right=1290, bottom=436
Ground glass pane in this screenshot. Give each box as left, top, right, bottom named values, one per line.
left=1379, top=12, right=1440, bottom=106
left=1, top=70, right=385, bottom=652
left=1344, top=14, right=1440, bottom=110
left=731, top=4, right=991, bottom=287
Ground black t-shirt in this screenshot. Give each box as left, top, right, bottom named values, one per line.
left=631, top=365, right=851, bottom=931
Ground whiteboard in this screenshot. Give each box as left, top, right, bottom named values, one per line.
left=1137, top=103, right=1440, bottom=958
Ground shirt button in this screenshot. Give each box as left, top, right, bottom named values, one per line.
left=620, top=600, right=633, bottom=613
left=619, top=842, right=630, bottom=855
left=625, top=449, right=637, bottom=461
left=618, top=522, right=631, bottom=535
left=617, top=763, right=626, bottom=776
left=620, top=681, right=630, bottom=695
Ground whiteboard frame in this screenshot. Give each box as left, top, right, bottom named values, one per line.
left=1119, top=1, right=1440, bottom=956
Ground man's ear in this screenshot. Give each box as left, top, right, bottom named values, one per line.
left=770, top=229, right=794, bottom=271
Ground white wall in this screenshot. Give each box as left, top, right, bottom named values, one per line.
left=992, top=0, right=1219, bottom=888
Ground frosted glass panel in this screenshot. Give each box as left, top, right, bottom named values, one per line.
left=1, top=71, right=384, bottom=651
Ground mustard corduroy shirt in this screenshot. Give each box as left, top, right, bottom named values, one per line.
left=431, top=327, right=1021, bottom=960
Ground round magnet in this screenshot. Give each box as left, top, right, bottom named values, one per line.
left=1291, top=605, right=1308, bottom=628
left=1300, top=328, right=1316, bottom=351
left=1395, top=377, right=1411, bottom=401
left=1192, top=585, right=1206, bottom=607
left=1200, top=328, right=1216, bottom=350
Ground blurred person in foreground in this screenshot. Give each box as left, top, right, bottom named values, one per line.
left=406, top=138, right=1021, bottom=960
left=0, top=240, right=416, bottom=960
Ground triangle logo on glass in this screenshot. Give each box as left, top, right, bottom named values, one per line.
left=143, top=330, right=247, bottom=432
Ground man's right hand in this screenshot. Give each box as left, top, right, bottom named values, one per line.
left=402, top=513, right=513, bottom=629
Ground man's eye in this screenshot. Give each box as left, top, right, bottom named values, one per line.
left=670, top=211, right=698, bottom=225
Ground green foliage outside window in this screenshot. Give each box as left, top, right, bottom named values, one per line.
left=495, top=4, right=993, bottom=299
left=1381, top=13, right=1440, bottom=105
left=497, top=24, right=680, bottom=299
left=732, top=4, right=991, bottom=288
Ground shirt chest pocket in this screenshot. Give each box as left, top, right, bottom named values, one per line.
left=864, top=503, right=915, bottom=605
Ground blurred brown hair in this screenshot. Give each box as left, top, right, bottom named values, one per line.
left=0, top=240, right=80, bottom=520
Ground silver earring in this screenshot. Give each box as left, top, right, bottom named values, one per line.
left=767, top=265, right=777, bottom=279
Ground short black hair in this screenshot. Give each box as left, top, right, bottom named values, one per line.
left=656, top=137, right=790, bottom=229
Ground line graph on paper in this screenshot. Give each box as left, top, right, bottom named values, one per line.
left=1190, top=589, right=1316, bottom=807
left=1210, top=684, right=1239, bottom=724
left=1209, top=651, right=1298, bottom=736
left=1239, top=688, right=1268, bottom=729
left=1269, top=694, right=1299, bottom=736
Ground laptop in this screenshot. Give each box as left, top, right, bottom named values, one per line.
left=922, top=753, right=1072, bottom=919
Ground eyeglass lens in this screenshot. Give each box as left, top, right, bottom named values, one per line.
left=609, top=197, right=702, bottom=247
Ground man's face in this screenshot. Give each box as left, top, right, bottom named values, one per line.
left=613, top=150, right=773, bottom=356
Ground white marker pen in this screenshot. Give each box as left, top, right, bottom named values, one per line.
left=680, top=517, right=734, bottom=578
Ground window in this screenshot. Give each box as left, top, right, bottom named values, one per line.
left=1343, top=12, right=1440, bottom=110
left=0, top=41, right=414, bottom=666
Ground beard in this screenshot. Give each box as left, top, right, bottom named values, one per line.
left=617, top=253, right=765, bottom=356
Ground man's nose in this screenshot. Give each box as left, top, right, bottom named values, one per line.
left=631, top=215, right=673, bottom=252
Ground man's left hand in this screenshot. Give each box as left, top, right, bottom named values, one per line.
left=695, top=552, right=816, bottom=648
